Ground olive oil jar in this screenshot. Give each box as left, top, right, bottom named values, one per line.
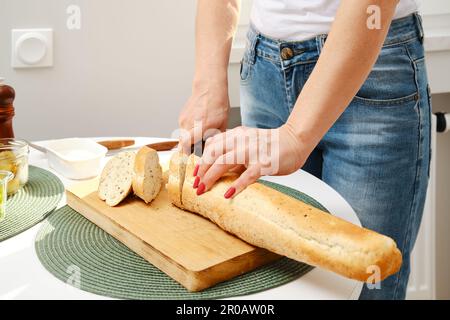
left=0, top=139, right=29, bottom=196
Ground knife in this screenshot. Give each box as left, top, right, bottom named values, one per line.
left=100, top=139, right=205, bottom=155
left=146, top=140, right=205, bottom=155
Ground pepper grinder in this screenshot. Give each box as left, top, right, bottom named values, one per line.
left=0, top=78, right=15, bottom=139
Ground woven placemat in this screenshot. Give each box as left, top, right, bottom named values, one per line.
left=35, top=181, right=328, bottom=300
left=0, top=166, right=64, bottom=242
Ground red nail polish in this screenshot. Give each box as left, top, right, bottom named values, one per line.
left=193, top=176, right=200, bottom=189
left=196, top=183, right=206, bottom=196
left=224, top=187, right=236, bottom=199
left=193, top=164, right=199, bottom=177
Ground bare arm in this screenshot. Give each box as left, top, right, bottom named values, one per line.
left=194, top=0, right=240, bottom=89
left=179, top=0, right=241, bottom=153
left=196, top=0, right=401, bottom=198
left=285, top=0, right=399, bottom=155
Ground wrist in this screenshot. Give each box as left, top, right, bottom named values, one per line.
left=193, top=78, right=228, bottom=96
left=192, top=74, right=229, bottom=107
left=193, top=78, right=228, bottom=93
left=193, top=67, right=228, bottom=90
left=282, top=122, right=318, bottom=155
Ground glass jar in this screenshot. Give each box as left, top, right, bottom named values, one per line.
left=0, top=139, right=29, bottom=195
left=0, top=170, right=13, bottom=222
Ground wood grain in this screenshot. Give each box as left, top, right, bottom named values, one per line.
left=66, top=179, right=280, bottom=292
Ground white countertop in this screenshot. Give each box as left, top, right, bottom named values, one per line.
left=0, top=137, right=363, bottom=300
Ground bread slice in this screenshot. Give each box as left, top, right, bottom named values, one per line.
left=166, top=151, right=188, bottom=208
left=98, top=151, right=136, bottom=207
left=132, top=146, right=163, bottom=204
left=171, top=154, right=402, bottom=283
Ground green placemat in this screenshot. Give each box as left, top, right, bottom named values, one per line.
left=0, top=166, right=64, bottom=242
left=35, top=181, right=328, bottom=300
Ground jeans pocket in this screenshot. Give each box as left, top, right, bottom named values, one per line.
left=354, top=44, right=419, bottom=107
left=353, top=92, right=419, bottom=107
left=240, top=58, right=253, bottom=83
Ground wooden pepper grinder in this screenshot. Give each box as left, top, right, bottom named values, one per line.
left=0, top=78, right=15, bottom=138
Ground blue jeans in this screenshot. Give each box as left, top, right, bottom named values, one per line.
left=240, top=13, right=431, bottom=300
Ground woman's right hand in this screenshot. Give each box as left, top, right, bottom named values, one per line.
left=178, top=79, right=230, bottom=154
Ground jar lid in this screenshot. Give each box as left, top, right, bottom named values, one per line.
left=0, top=139, right=28, bottom=159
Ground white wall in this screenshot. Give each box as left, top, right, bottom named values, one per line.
left=0, top=0, right=199, bottom=140
left=418, top=0, right=450, bottom=300
left=432, top=93, right=450, bottom=300
left=3, top=0, right=449, bottom=140
left=420, top=0, right=450, bottom=15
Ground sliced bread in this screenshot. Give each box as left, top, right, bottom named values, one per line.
left=166, top=151, right=188, bottom=209
left=98, top=151, right=136, bottom=207
left=132, top=146, right=163, bottom=204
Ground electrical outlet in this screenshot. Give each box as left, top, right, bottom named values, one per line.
left=11, top=29, right=53, bottom=68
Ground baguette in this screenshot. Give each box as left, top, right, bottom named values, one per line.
left=168, top=153, right=402, bottom=282
left=98, top=151, right=136, bottom=207
left=132, top=146, right=163, bottom=204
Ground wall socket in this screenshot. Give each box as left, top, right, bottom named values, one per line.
left=11, top=28, right=53, bottom=68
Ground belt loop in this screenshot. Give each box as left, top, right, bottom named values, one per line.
left=246, top=24, right=259, bottom=65
left=315, top=34, right=326, bottom=54
left=413, top=12, right=424, bottom=44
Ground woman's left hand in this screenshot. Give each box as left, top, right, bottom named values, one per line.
left=194, top=123, right=313, bottom=198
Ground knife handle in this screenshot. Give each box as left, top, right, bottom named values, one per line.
left=146, top=141, right=178, bottom=152
left=98, top=139, right=135, bottom=150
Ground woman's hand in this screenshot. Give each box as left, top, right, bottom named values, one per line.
left=194, top=123, right=313, bottom=198
left=178, top=81, right=230, bottom=154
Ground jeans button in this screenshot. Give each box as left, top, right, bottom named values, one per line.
left=281, top=47, right=294, bottom=60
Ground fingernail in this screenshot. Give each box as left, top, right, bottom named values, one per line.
left=196, top=183, right=206, bottom=196
left=193, top=164, right=199, bottom=177
left=224, top=187, right=236, bottom=199
left=193, top=176, right=200, bottom=189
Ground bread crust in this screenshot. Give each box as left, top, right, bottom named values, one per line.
left=132, top=146, right=163, bottom=204
left=173, top=154, right=402, bottom=283
left=166, top=151, right=188, bottom=209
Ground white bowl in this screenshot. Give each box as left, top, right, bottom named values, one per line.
left=45, top=138, right=108, bottom=180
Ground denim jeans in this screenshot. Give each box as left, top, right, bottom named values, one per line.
left=240, top=13, right=431, bottom=300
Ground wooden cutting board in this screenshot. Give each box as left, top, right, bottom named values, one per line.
left=66, top=178, right=280, bottom=292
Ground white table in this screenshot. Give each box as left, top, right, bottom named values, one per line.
left=0, top=137, right=363, bottom=300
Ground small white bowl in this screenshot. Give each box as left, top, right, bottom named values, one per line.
left=44, top=138, right=108, bottom=180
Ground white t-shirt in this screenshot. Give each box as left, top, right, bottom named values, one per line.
left=251, top=0, right=418, bottom=41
